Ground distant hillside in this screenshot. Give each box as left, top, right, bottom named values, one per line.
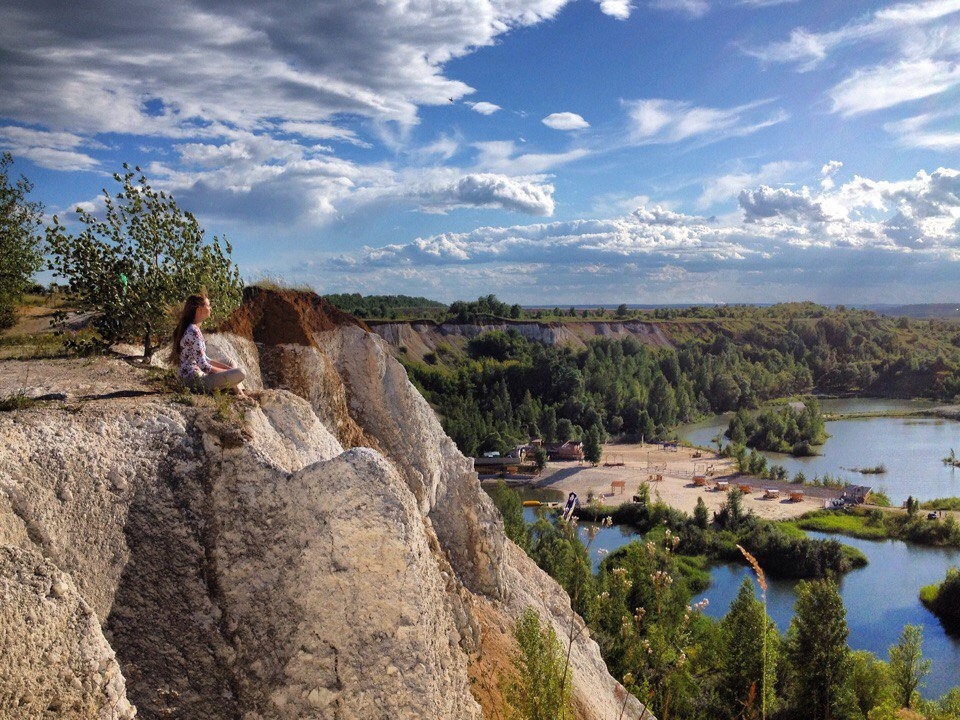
left=860, top=303, right=960, bottom=319
left=322, top=293, right=446, bottom=319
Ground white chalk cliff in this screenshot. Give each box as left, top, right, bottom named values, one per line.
left=0, top=289, right=648, bottom=720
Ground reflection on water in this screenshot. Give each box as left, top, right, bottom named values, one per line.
left=692, top=531, right=960, bottom=698
left=678, top=398, right=960, bottom=504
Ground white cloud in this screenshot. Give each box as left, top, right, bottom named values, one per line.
left=542, top=112, right=590, bottom=131
left=593, top=0, right=633, bottom=19
left=885, top=113, right=960, bottom=149
left=829, top=59, right=960, bottom=116
left=649, top=0, right=710, bottom=17
left=747, top=0, right=960, bottom=67
left=697, top=160, right=806, bottom=209
left=625, top=98, right=788, bottom=145
left=473, top=140, right=590, bottom=174
left=468, top=101, right=502, bottom=115
left=417, top=173, right=555, bottom=216
left=278, top=121, right=371, bottom=148
left=820, top=160, right=843, bottom=190
left=333, top=167, right=960, bottom=288
left=0, top=125, right=100, bottom=171
left=0, top=0, right=571, bottom=136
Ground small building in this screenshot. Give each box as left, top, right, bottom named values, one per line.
left=545, top=440, right=584, bottom=461
left=842, top=485, right=872, bottom=506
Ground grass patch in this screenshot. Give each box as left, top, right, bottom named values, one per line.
left=0, top=391, right=41, bottom=412
left=793, top=510, right=891, bottom=541
left=0, top=332, right=70, bottom=359
left=919, top=582, right=939, bottom=608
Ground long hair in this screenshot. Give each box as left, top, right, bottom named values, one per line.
left=169, top=292, right=208, bottom=364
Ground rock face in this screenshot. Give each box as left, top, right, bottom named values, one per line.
left=369, top=318, right=674, bottom=360
left=0, top=288, right=648, bottom=720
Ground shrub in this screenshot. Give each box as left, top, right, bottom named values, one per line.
left=45, top=165, right=242, bottom=358
left=503, top=608, right=572, bottom=720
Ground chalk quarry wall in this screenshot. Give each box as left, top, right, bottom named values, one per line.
left=0, top=289, right=648, bottom=720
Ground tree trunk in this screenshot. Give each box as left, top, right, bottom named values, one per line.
left=143, top=322, right=153, bottom=361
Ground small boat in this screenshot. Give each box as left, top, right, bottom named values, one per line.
left=522, top=500, right=542, bottom=507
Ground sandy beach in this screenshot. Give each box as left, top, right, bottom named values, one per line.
left=532, top=442, right=827, bottom=521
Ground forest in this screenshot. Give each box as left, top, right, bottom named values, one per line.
left=398, top=300, right=960, bottom=457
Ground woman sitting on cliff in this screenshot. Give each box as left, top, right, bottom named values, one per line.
left=171, top=293, right=246, bottom=394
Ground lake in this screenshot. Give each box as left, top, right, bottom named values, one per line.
left=679, top=398, right=960, bottom=504
left=693, top=532, right=960, bottom=698
left=508, top=477, right=960, bottom=698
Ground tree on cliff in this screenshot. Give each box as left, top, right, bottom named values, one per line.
left=46, top=165, right=242, bottom=358
left=504, top=608, right=571, bottom=720
left=0, top=153, right=44, bottom=329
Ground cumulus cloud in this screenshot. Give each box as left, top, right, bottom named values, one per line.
left=820, top=160, right=843, bottom=190
left=593, top=0, right=633, bottom=19
left=697, top=160, right=806, bottom=209
left=417, top=173, right=555, bottom=216
left=542, top=112, right=590, bottom=131
left=0, top=0, right=573, bottom=136
left=468, top=101, right=502, bottom=115
left=333, top=167, right=960, bottom=290
left=625, top=98, right=787, bottom=145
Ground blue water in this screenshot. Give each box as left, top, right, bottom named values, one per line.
left=508, top=478, right=960, bottom=697
left=694, top=532, right=960, bottom=698
left=679, top=399, right=960, bottom=505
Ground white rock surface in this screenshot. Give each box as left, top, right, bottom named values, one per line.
left=0, top=292, right=648, bottom=720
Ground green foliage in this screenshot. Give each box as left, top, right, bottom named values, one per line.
left=0, top=152, right=44, bottom=329
left=694, top=497, right=709, bottom=529
left=786, top=579, right=852, bottom=720
left=322, top=292, right=445, bottom=319
left=923, top=497, right=960, bottom=511
left=888, top=625, right=931, bottom=708
left=45, top=165, right=242, bottom=357
left=920, top=566, right=960, bottom=626
left=583, top=425, right=603, bottom=465
left=726, top=399, right=827, bottom=455
left=719, top=579, right=779, bottom=718
left=849, top=650, right=894, bottom=719
left=503, top=608, right=572, bottom=720
left=487, top=481, right=531, bottom=551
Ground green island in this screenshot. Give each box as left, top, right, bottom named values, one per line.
left=920, top=568, right=960, bottom=628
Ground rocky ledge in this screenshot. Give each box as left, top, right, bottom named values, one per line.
left=0, top=288, right=648, bottom=720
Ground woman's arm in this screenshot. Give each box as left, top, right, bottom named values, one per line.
left=208, top=359, right=235, bottom=371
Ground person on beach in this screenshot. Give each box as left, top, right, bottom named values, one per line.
left=170, top=292, right=245, bottom=394
left=563, top=492, right=579, bottom=521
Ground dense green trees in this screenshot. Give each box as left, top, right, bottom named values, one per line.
left=0, top=153, right=44, bottom=329
left=727, top=399, right=827, bottom=455
left=404, top=297, right=960, bottom=458
left=920, top=566, right=960, bottom=626
left=323, top=292, right=444, bottom=318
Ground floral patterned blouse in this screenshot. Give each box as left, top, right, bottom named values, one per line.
left=178, top=324, right=213, bottom=381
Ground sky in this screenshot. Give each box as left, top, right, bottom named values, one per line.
left=1, top=0, right=960, bottom=304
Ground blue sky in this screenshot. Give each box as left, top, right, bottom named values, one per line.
left=2, top=0, right=959, bottom=304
